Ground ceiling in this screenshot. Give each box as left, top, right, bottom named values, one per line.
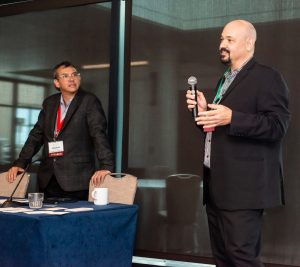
left=132, top=0, right=300, bottom=30
left=0, top=3, right=111, bottom=83
left=0, top=0, right=299, bottom=84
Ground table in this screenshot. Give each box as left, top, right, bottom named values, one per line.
left=0, top=200, right=138, bottom=267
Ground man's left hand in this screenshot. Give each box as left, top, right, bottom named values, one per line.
left=196, top=103, right=232, bottom=129
left=91, top=170, right=111, bottom=187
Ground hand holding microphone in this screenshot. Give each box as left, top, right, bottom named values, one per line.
left=187, top=76, right=214, bottom=132
left=187, top=76, right=198, bottom=118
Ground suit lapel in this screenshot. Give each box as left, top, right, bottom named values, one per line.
left=58, top=90, right=83, bottom=136
left=220, top=58, right=256, bottom=103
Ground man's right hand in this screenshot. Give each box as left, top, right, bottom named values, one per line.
left=7, top=167, right=25, bottom=183
left=186, top=89, right=207, bottom=113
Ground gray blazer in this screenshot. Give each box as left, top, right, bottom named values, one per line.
left=14, top=89, right=114, bottom=191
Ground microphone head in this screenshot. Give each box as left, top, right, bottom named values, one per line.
left=188, top=76, right=197, bottom=85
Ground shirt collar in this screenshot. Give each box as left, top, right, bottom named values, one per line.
left=230, top=56, right=253, bottom=74
left=60, top=95, right=74, bottom=108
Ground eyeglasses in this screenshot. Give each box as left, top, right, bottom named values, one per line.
left=56, top=72, right=81, bottom=80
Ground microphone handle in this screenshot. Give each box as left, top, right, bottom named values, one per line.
left=190, top=84, right=198, bottom=118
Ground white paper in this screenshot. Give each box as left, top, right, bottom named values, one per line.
left=0, top=207, right=30, bottom=213
left=64, top=208, right=94, bottom=212
left=24, top=210, right=69, bottom=215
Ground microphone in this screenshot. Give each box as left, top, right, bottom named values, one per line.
left=1, top=158, right=40, bottom=208
left=187, top=76, right=198, bottom=118
left=188, top=76, right=215, bottom=132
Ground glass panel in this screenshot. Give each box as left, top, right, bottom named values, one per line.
left=0, top=107, right=12, bottom=164
left=129, top=0, right=300, bottom=264
left=0, top=81, right=13, bottom=105
left=0, top=3, right=111, bottom=167
left=15, top=108, right=40, bottom=143
left=17, top=84, right=44, bottom=107
left=14, top=107, right=43, bottom=161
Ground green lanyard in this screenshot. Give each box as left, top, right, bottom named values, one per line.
left=213, top=68, right=230, bottom=104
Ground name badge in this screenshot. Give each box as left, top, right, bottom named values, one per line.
left=48, top=141, right=64, bottom=157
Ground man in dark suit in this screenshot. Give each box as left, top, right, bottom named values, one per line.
left=186, top=20, right=290, bottom=266
left=7, top=61, right=114, bottom=200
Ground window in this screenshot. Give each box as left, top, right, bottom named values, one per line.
left=0, top=2, right=112, bottom=165
left=128, top=0, right=300, bottom=264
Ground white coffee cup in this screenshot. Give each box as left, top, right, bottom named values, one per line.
left=92, top=188, right=109, bottom=205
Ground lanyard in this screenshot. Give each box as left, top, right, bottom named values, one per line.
left=213, top=77, right=225, bottom=104
left=54, top=105, right=64, bottom=138
left=213, top=68, right=230, bottom=104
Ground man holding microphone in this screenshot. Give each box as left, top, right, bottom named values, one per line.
left=186, top=20, right=290, bottom=267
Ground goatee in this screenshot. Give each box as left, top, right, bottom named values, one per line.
left=219, top=48, right=231, bottom=66
left=220, top=57, right=231, bottom=66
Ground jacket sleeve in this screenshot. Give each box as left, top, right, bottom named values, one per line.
left=86, top=96, right=114, bottom=172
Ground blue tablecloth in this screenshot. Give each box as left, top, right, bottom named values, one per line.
left=0, top=200, right=138, bottom=267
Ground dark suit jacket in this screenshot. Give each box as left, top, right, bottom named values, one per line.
left=14, top=89, right=114, bottom=191
left=204, top=58, right=290, bottom=210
